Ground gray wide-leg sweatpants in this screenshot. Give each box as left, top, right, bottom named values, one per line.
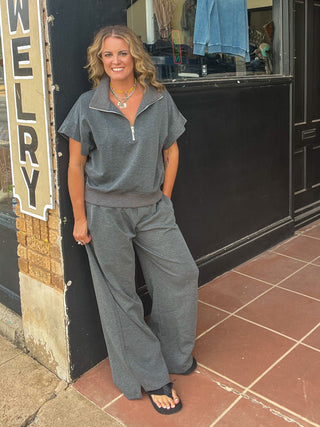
left=85, top=194, right=199, bottom=399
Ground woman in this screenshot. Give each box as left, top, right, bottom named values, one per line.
left=59, top=25, right=198, bottom=415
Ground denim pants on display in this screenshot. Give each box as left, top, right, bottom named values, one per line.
left=85, top=194, right=199, bottom=399
left=193, top=0, right=250, bottom=61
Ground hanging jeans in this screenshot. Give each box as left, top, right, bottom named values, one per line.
left=193, top=0, right=250, bottom=61
left=85, top=194, right=199, bottom=399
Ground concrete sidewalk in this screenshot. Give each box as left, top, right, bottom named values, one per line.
left=0, top=334, right=123, bottom=427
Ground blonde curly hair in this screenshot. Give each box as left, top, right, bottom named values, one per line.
left=86, top=25, right=164, bottom=92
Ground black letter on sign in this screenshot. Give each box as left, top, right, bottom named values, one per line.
left=15, top=83, right=36, bottom=121
left=19, top=125, right=38, bottom=165
left=21, top=167, right=39, bottom=208
left=8, top=0, right=30, bottom=33
left=11, top=37, right=32, bottom=77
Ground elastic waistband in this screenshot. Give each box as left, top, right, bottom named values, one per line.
left=85, top=187, right=162, bottom=208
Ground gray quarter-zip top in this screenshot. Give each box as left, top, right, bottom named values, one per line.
left=58, top=76, right=186, bottom=208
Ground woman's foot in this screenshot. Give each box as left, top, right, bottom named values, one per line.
left=147, top=382, right=182, bottom=414
left=151, top=387, right=180, bottom=409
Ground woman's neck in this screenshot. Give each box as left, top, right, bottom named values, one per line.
left=109, top=77, right=136, bottom=94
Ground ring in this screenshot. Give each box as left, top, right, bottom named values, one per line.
left=77, top=241, right=83, bottom=245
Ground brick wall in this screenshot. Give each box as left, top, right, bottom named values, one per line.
left=16, top=206, right=63, bottom=292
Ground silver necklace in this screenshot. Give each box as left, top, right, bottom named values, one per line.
left=110, top=80, right=137, bottom=109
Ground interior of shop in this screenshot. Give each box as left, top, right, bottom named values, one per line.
left=127, top=0, right=274, bottom=80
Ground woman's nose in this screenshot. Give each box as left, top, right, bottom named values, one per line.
left=112, top=55, right=121, bottom=64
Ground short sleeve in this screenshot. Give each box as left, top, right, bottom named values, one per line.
left=163, top=91, right=187, bottom=150
left=58, top=95, right=95, bottom=157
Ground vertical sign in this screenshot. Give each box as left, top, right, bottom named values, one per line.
left=0, top=0, right=54, bottom=220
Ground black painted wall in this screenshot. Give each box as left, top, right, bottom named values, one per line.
left=169, top=80, right=293, bottom=282
left=48, top=0, right=293, bottom=379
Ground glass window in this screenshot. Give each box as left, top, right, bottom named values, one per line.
left=127, top=0, right=279, bottom=81
left=0, top=35, right=15, bottom=216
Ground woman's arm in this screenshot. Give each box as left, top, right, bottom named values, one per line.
left=68, top=138, right=91, bottom=244
left=162, top=141, right=179, bottom=199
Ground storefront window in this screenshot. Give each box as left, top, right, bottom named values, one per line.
left=0, top=36, right=14, bottom=216
left=127, top=0, right=278, bottom=81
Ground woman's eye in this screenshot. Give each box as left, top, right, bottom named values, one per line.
left=103, top=53, right=112, bottom=57
left=119, top=52, right=127, bottom=56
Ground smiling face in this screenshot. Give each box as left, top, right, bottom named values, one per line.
left=101, top=36, right=135, bottom=86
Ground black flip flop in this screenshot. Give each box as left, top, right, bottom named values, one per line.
left=147, top=382, right=182, bottom=415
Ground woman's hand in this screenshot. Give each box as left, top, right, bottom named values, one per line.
left=73, top=218, right=92, bottom=246
left=68, top=138, right=91, bottom=246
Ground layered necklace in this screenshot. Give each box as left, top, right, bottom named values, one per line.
left=110, top=78, right=137, bottom=109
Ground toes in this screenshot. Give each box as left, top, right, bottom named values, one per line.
left=172, top=388, right=180, bottom=404
left=168, top=396, right=176, bottom=408
left=163, top=396, right=174, bottom=409
left=151, top=394, right=176, bottom=409
left=151, top=395, right=163, bottom=409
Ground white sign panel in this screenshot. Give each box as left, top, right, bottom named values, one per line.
left=0, top=0, right=54, bottom=220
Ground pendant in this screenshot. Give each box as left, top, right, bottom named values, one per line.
left=118, top=101, right=127, bottom=109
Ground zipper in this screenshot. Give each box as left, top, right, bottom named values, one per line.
left=130, top=96, right=163, bottom=142
left=129, top=96, right=163, bottom=143
left=130, top=126, right=135, bottom=142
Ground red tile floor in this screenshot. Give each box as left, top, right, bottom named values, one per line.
left=73, top=219, right=320, bottom=427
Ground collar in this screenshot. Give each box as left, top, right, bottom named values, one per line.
left=89, top=75, right=163, bottom=115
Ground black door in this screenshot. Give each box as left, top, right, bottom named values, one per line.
left=0, top=54, right=20, bottom=314
left=293, top=0, right=320, bottom=225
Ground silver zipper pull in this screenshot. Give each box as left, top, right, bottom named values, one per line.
left=131, top=126, right=136, bottom=142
